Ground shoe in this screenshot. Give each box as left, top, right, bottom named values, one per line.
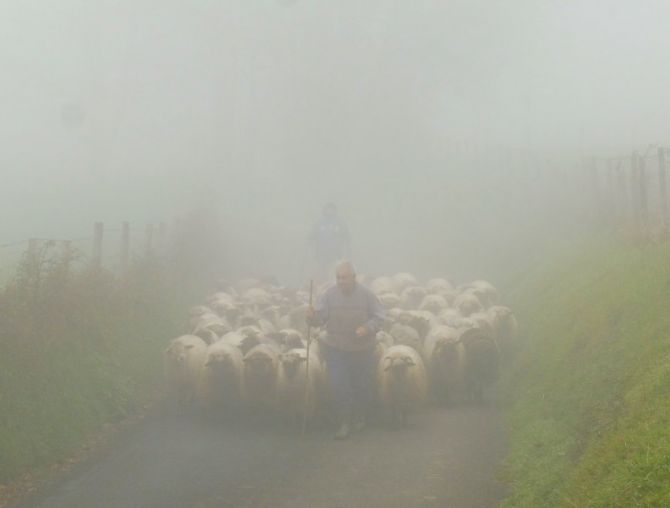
left=333, top=421, right=352, bottom=440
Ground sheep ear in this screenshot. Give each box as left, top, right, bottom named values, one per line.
left=164, top=344, right=174, bottom=354
left=404, top=357, right=415, bottom=366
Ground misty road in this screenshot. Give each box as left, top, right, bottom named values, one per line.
left=18, top=406, right=506, bottom=508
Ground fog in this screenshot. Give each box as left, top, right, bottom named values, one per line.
left=2, top=0, right=670, bottom=286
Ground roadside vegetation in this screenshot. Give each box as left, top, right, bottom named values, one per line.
left=502, top=233, right=670, bottom=507
left=0, top=243, right=189, bottom=482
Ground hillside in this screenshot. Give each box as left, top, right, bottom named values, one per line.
left=503, top=234, right=670, bottom=506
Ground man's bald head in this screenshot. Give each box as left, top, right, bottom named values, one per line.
left=335, top=260, right=356, bottom=294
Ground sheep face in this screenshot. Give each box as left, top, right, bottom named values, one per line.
left=165, top=343, right=196, bottom=365
left=383, top=353, right=417, bottom=373
left=244, top=351, right=277, bottom=381
left=279, top=351, right=306, bottom=379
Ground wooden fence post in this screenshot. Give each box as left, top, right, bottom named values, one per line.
left=158, top=222, right=166, bottom=255
left=630, top=152, right=640, bottom=227
left=639, top=152, right=648, bottom=227
left=659, top=147, right=668, bottom=227
left=589, top=157, right=602, bottom=222
left=145, top=224, right=154, bottom=257
left=92, top=222, right=104, bottom=267
left=606, top=159, right=615, bottom=222
left=28, top=238, right=38, bottom=257
left=120, top=221, right=130, bottom=273
left=616, top=160, right=627, bottom=224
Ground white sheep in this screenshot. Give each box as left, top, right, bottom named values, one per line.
left=425, top=278, right=454, bottom=294
left=418, top=294, right=449, bottom=315
left=243, top=343, right=281, bottom=414
left=164, top=335, right=207, bottom=410
left=277, top=347, right=324, bottom=425
left=453, top=291, right=484, bottom=317
left=378, top=292, right=402, bottom=310
left=400, top=285, right=428, bottom=310
left=197, top=341, right=245, bottom=415
left=370, top=276, right=396, bottom=296
left=487, top=305, right=518, bottom=358
left=423, top=325, right=465, bottom=405
left=389, top=323, right=422, bottom=354
left=274, top=328, right=306, bottom=351
left=391, top=272, right=418, bottom=294
left=377, top=345, right=428, bottom=427
left=459, top=328, right=501, bottom=403
left=221, top=330, right=261, bottom=356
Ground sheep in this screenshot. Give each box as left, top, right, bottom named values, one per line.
left=238, top=315, right=276, bottom=336
left=191, top=314, right=232, bottom=343
left=425, top=278, right=454, bottom=294
left=487, top=305, right=518, bottom=359
left=377, top=345, right=428, bottom=428
left=272, top=328, right=306, bottom=351
left=374, top=331, right=394, bottom=364
left=243, top=343, right=281, bottom=414
left=453, top=291, right=484, bottom=317
left=197, top=341, right=245, bottom=416
left=220, top=330, right=261, bottom=356
left=370, top=276, right=396, bottom=296
left=459, top=328, right=501, bottom=403
left=277, top=347, right=324, bottom=425
left=423, top=325, right=465, bottom=405
left=207, top=292, right=237, bottom=316
left=376, top=330, right=395, bottom=350
left=404, top=310, right=440, bottom=341
left=164, top=335, right=207, bottom=410
left=469, top=311, right=496, bottom=337
left=470, top=280, right=500, bottom=306
left=243, top=287, right=273, bottom=310
left=188, top=305, right=213, bottom=318
left=391, top=272, right=418, bottom=294
left=438, top=307, right=462, bottom=326
left=389, top=323, right=422, bottom=354
left=378, top=292, right=402, bottom=310
left=400, top=285, right=428, bottom=310
left=418, top=294, right=449, bottom=315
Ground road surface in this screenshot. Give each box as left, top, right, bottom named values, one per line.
left=17, top=406, right=507, bottom=508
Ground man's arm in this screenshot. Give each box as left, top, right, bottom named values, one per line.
left=363, top=290, right=385, bottom=335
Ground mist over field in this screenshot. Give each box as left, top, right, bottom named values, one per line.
left=2, top=0, right=670, bottom=284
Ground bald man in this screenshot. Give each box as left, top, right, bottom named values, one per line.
left=307, top=261, right=385, bottom=439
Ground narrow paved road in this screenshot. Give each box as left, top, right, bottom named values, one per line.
left=17, top=406, right=506, bottom=508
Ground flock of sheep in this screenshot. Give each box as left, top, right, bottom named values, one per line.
left=164, top=273, right=517, bottom=428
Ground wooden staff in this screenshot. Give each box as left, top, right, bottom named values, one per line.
left=302, top=279, right=314, bottom=435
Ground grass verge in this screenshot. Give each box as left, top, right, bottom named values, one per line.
left=502, top=233, right=670, bottom=507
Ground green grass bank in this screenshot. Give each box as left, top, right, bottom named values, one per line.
left=0, top=252, right=191, bottom=483
left=502, top=234, right=670, bottom=507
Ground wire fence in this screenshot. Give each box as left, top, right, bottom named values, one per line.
left=588, top=145, right=670, bottom=236
left=0, top=221, right=172, bottom=285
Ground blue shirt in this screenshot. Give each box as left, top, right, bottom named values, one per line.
left=308, top=217, right=350, bottom=264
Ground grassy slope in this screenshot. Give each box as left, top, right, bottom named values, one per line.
left=0, top=260, right=190, bottom=482
left=502, top=234, right=670, bottom=507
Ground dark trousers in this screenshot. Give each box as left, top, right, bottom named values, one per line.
left=321, top=343, right=376, bottom=421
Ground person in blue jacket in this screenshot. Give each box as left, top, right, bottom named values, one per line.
left=308, top=203, right=351, bottom=282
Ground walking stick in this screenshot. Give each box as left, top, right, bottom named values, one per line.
left=301, top=279, right=314, bottom=435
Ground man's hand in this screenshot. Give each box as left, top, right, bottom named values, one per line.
left=355, top=325, right=369, bottom=338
